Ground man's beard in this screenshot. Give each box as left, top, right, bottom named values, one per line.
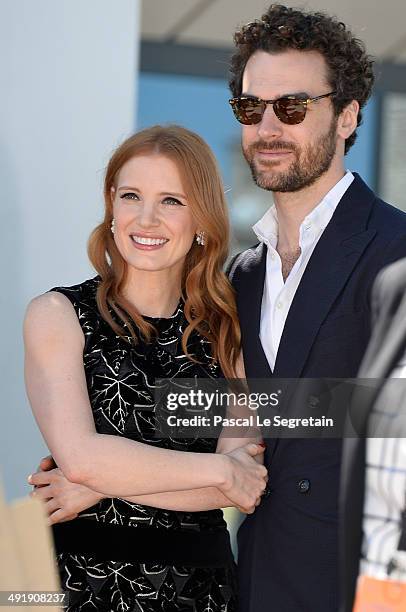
left=243, top=118, right=338, bottom=193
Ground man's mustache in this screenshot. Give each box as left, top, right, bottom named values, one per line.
left=248, top=140, right=297, bottom=153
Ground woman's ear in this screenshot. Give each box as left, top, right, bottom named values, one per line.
left=110, top=186, right=116, bottom=205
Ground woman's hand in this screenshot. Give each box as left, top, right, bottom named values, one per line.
left=28, top=466, right=104, bottom=525
left=219, top=443, right=268, bottom=514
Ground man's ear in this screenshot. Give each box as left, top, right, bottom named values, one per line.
left=337, top=100, right=359, bottom=141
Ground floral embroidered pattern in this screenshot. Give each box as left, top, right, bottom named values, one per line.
left=49, top=277, right=236, bottom=611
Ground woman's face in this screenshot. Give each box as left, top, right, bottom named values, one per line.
left=111, top=153, right=198, bottom=277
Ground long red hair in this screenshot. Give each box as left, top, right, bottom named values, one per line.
left=87, top=125, right=241, bottom=378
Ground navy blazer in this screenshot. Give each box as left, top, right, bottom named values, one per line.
left=228, top=175, right=406, bottom=612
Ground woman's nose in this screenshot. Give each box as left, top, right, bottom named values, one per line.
left=137, top=202, right=160, bottom=227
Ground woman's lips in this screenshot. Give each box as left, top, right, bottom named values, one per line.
left=130, top=234, right=169, bottom=251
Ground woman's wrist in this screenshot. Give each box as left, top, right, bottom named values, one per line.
left=210, top=454, right=232, bottom=492
left=89, top=488, right=106, bottom=503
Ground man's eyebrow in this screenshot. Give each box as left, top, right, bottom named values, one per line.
left=240, top=91, right=310, bottom=99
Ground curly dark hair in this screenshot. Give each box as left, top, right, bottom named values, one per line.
left=229, top=4, right=374, bottom=153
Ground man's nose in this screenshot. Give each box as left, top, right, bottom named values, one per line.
left=257, top=105, right=284, bottom=140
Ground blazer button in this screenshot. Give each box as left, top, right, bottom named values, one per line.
left=298, top=479, right=311, bottom=494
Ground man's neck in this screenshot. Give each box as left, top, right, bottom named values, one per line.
left=274, top=166, right=346, bottom=252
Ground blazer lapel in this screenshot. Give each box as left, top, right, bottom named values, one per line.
left=235, top=243, right=273, bottom=379
left=273, top=175, right=376, bottom=378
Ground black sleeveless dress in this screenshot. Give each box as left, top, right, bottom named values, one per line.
left=49, top=277, right=236, bottom=612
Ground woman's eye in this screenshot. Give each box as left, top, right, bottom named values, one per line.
left=163, top=197, right=185, bottom=206
left=120, top=192, right=139, bottom=201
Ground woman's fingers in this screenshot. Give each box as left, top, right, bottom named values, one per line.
left=222, top=444, right=268, bottom=511
left=244, top=443, right=266, bottom=457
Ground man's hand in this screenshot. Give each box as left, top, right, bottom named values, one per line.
left=28, top=457, right=104, bottom=525
left=35, top=455, right=56, bottom=486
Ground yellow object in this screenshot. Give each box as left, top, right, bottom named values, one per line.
left=0, top=477, right=62, bottom=611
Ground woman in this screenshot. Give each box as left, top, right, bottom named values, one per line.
left=24, top=125, right=267, bottom=611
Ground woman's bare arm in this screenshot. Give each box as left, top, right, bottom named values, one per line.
left=119, top=352, right=265, bottom=508
left=25, top=292, right=266, bottom=510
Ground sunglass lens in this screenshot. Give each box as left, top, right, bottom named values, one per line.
left=232, top=99, right=264, bottom=125
left=275, top=98, right=307, bottom=124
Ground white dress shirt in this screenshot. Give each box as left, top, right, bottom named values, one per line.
left=252, top=171, right=354, bottom=371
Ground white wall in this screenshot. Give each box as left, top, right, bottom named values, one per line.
left=0, top=0, right=140, bottom=500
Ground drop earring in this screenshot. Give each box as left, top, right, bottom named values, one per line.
left=110, top=218, right=115, bottom=234
left=196, top=231, right=205, bottom=246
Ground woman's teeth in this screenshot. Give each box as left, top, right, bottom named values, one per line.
left=131, top=235, right=168, bottom=246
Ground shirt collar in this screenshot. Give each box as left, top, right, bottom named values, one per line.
left=252, top=204, right=279, bottom=248
left=253, top=171, right=354, bottom=249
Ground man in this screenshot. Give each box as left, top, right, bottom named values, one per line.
left=340, top=258, right=406, bottom=612
left=227, top=4, right=406, bottom=611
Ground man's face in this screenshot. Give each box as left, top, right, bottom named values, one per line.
left=241, top=49, right=339, bottom=193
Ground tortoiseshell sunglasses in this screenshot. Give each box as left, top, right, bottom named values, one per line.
left=229, top=91, right=336, bottom=125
